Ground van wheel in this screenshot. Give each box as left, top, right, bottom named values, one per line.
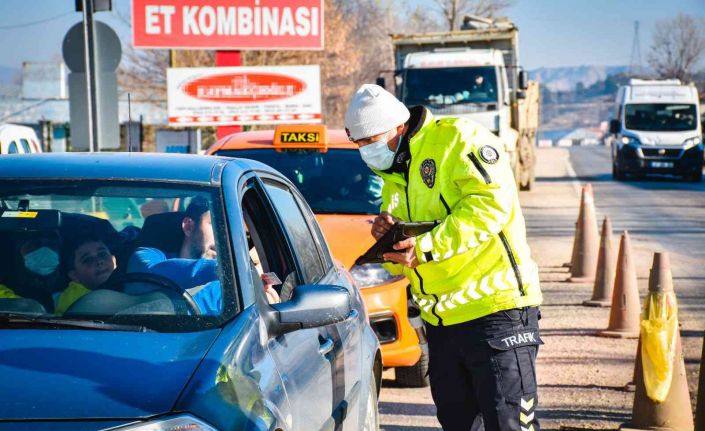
left=613, top=164, right=626, bottom=181
left=688, top=169, right=703, bottom=182
left=395, top=350, right=430, bottom=387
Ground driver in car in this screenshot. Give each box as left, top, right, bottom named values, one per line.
left=126, top=197, right=222, bottom=314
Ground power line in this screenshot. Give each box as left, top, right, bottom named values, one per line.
left=0, top=11, right=73, bottom=30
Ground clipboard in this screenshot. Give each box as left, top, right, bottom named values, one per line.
left=354, top=220, right=440, bottom=266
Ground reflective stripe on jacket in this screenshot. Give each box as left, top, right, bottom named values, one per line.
left=376, top=109, right=542, bottom=326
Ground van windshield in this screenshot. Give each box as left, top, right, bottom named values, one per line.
left=624, top=103, right=697, bottom=132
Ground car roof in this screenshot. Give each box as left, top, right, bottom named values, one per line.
left=209, top=128, right=357, bottom=153
left=0, top=152, right=269, bottom=184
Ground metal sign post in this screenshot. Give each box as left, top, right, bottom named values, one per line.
left=81, top=0, right=99, bottom=152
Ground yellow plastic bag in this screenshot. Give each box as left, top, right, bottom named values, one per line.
left=640, top=291, right=678, bottom=403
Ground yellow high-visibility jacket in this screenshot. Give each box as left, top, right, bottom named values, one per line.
left=375, top=108, right=542, bottom=326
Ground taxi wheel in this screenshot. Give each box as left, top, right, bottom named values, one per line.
left=394, top=350, right=430, bottom=387
left=362, top=374, right=379, bottom=431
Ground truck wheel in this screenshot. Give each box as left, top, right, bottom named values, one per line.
left=394, top=350, right=430, bottom=387
left=518, top=135, right=534, bottom=191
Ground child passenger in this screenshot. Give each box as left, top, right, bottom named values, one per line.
left=56, top=238, right=116, bottom=315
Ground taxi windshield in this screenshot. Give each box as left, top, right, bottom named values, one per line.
left=0, top=180, right=234, bottom=333
left=219, top=148, right=383, bottom=215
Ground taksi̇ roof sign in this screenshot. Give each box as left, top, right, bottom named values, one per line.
left=167, top=65, right=321, bottom=126
left=132, top=0, right=324, bottom=50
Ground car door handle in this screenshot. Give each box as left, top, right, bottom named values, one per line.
left=318, top=337, right=334, bottom=356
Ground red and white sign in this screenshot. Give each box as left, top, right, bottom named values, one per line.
left=167, top=65, right=321, bottom=126
left=132, top=0, right=324, bottom=50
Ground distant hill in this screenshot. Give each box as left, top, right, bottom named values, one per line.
left=530, top=65, right=629, bottom=92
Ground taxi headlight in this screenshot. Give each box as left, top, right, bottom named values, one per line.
left=113, top=415, right=217, bottom=431
left=350, top=263, right=404, bottom=288
left=683, top=136, right=702, bottom=150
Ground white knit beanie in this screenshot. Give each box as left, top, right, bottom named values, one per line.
left=344, top=84, right=410, bottom=141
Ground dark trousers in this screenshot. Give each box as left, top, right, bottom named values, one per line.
left=426, top=307, right=541, bottom=431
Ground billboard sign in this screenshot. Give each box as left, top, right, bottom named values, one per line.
left=167, top=65, right=321, bottom=126
left=132, top=0, right=323, bottom=50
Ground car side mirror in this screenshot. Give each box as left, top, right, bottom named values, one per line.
left=518, top=70, right=529, bottom=91
left=268, top=284, right=352, bottom=336
left=609, top=119, right=621, bottom=135
left=375, top=76, right=386, bottom=90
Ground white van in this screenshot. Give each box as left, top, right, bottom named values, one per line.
left=0, top=124, right=42, bottom=155
left=609, top=79, right=703, bottom=182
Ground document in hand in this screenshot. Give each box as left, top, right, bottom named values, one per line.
left=355, top=220, right=440, bottom=266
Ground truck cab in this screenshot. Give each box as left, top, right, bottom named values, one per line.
left=400, top=49, right=513, bottom=148
left=610, top=79, right=703, bottom=182
left=385, top=18, right=538, bottom=190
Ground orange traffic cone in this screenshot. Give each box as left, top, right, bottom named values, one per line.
left=584, top=216, right=616, bottom=306
left=564, top=184, right=591, bottom=268
left=569, top=183, right=599, bottom=282
left=598, top=231, right=640, bottom=338
left=621, top=252, right=694, bottom=431
left=695, top=334, right=704, bottom=431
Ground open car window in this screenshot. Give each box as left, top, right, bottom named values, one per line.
left=0, top=180, right=236, bottom=332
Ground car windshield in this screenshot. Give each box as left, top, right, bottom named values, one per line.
left=624, top=103, right=697, bottom=132
left=0, top=180, right=234, bottom=332
left=218, top=148, right=383, bottom=215
left=402, top=66, right=499, bottom=107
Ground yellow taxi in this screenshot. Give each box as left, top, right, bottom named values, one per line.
left=208, top=124, right=428, bottom=386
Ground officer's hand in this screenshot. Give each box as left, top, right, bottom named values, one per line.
left=371, top=211, right=396, bottom=240
left=383, top=237, right=419, bottom=268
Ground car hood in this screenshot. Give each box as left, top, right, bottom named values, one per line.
left=315, top=214, right=376, bottom=268
left=0, top=328, right=220, bottom=420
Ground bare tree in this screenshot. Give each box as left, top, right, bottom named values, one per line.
left=648, top=14, right=705, bottom=81
left=243, top=0, right=365, bottom=127
left=405, top=4, right=444, bottom=33
left=431, top=0, right=514, bottom=31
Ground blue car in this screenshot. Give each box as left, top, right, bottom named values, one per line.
left=0, top=153, right=381, bottom=431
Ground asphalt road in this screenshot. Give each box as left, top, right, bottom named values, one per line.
left=378, top=145, right=705, bottom=430
left=565, top=145, right=705, bottom=281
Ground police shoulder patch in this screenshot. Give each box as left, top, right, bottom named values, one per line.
left=479, top=145, right=499, bottom=164
left=420, top=159, right=436, bottom=188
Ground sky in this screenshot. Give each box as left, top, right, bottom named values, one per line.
left=0, top=0, right=703, bottom=72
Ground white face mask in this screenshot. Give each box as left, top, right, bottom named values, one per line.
left=23, top=246, right=60, bottom=276
left=359, top=131, right=401, bottom=171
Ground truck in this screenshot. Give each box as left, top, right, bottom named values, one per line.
left=609, top=79, right=703, bottom=182
left=379, top=16, right=539, bottom=190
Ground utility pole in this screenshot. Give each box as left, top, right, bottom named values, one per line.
left=81, top=0, right=99, bottom=152
left=628, top=21, right=642, bottom=77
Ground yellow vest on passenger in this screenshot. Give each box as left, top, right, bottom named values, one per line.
left=376, top=110, right=542, bottom=326
left=0, top=284, right=19, bottom=299
left=54, top=282, right=91, bottom=316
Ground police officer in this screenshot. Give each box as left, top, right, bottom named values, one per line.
left=345, top=84, right=543, bottom=431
